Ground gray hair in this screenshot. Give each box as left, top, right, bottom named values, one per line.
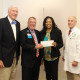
left=8, top=6, right=18, bottom=11
left=28, top=17, right=36, bottom=22
left=68, top=16, right=77, bottom=21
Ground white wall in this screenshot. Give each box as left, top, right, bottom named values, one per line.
left=2, top=0, right=77, bottom=32
left=77, top=0, right=80, bottom=28
left=0, top=0, right=3, bottom=18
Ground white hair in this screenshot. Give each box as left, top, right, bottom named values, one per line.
left=68, top=16, right=77, bottom=21
left=8, top=6, right=18, bottom=11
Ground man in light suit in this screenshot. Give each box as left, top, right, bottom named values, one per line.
left=0, top=6, right=20, bottom=80
left=20, top=17, right=43, bottom=80
left=62, top=16, right=80, bottom=80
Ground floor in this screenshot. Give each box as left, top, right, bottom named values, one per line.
left=15, top=56, right=67, bottom=80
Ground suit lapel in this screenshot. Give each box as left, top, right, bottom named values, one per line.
left=24, top=28, right=32, bottom=36
left=5, top=17, right=15, bottom=41
left=25, top=28, right=39, bottom=43
left=50, top=28, right=56, bottom=40
left=24, top=28, right=33, bottom=40
left=34, top=30, right=39, bottom=42
left=16, top=22, right=19, bottom=41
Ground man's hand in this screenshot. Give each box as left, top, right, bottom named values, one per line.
left=72, top=61, right=78, bottom=67
left=52, top=42, right=57, bottom=47
left=0, top=60, right=4, bottom=68
left=35, top=44, right=43, bottom=49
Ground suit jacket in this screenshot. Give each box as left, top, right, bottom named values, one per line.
left=20, top=27, right=42, bottom=68
left=40, top=27, right=63, bottom=58
left=64, top=26, right=80, bottom=74
left=0, top=17, right=20, bottom=67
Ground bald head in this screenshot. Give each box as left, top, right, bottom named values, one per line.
left=68, top=16, right=77, bottom=29
left=8, top=6, right=18, bottom=21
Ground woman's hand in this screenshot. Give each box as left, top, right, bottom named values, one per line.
left=52, top=42, right=57, bottom=47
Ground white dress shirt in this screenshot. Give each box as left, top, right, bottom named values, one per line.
left=8, top=16, right=16, bottom=41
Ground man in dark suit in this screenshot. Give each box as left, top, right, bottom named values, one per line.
left=0, top=6, right=20, bottom=80
left=20, top=17, right=43, bottom=80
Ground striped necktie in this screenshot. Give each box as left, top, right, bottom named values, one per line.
left=32, top=31, right=39, bottom=57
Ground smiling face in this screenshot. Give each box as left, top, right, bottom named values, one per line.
left=28, top=17, right=36, bottom=31
left=8, top=6, right=18, bottom=21
left=45, top=18, right=53, bottom=29
left=68, top=16, right=77, bottom=29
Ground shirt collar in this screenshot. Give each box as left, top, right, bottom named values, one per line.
left=8, top=16, right=16, bottom=24
left=28, top=27, right=35, bottom=33
left=70, top=26, right=76, bottom=32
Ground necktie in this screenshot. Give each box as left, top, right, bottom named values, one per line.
left=11, top=21, right=16, bottom=24
left=32, top=31, right=39, bottom=57
left=68, top=29, right=71, bottom=36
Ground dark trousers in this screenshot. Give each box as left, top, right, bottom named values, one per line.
left=22, top=58, right=40, bottom=80
left=44, top=58, right=59, bottom=80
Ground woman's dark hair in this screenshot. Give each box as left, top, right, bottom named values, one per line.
left=41, top=16, right=56, bottom=33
